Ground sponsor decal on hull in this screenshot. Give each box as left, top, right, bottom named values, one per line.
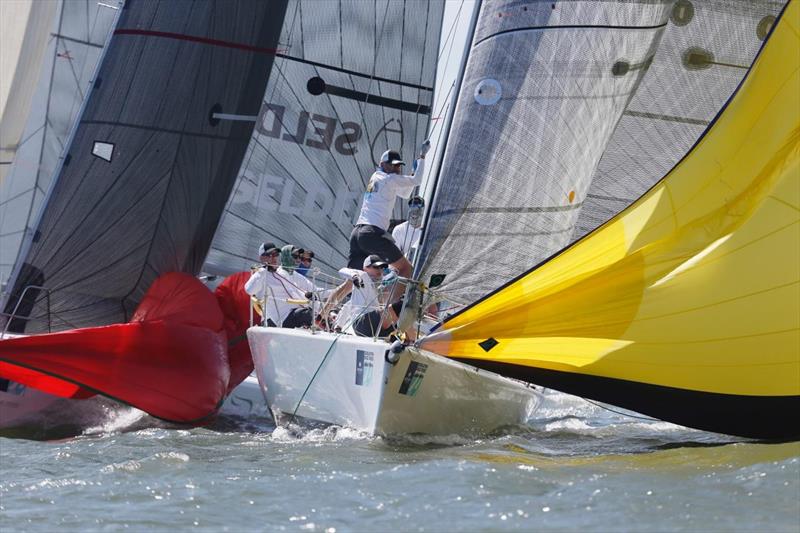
left=398, top=361, right=427, bottom=397
left=355, top=350, right=374, bottom=386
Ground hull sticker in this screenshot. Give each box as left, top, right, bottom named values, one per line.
left=399, top=361, right=428, bottom=397
left=355, top=350, right=374, bottom=386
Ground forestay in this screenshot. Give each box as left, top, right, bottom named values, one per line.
left=1, top=0, right=117, bottom=289
left=2, top=0, right=288, bottom=333
left=204, top=0, right=445, bottom=278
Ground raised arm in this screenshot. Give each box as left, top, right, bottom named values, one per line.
left=318, top=278, right=354, bottom=322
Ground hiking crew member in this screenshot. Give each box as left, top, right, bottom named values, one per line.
left=348, top=142, right=429, bottom=278
left=245, top=243, right=314, bottom=328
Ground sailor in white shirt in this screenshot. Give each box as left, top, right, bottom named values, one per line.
left=244, top=243, right=308, bottom=327
left=391, top=195, right=425, bottom=263
left=318, top=255, right=403, bottom=336
left=348, top=141, right=430, bottom=279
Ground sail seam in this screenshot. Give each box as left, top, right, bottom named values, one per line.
left=435, top=202, right=584, bottom=216
left=79, top=120, right=249, bottom=141
left=447, top=228, right=573, bottom=238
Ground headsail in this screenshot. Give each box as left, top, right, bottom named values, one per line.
left=1, top=0, right=117, bottom=289
left=420, top=0, right=800, bottom=440
left=204, top=0, right=445, bottom=277
left=2, top=0, right=289, bottom=333
left=416, top=0, right=675, bottom=304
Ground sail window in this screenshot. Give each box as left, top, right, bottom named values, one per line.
left=474, top=79, right=502, bottom=106
left=428, top=274, right=446, bottom=288
left=91, top=141, right=114, bottom=162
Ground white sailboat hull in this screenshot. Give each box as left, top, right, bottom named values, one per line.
left=249, top=327, right=541, bottom=436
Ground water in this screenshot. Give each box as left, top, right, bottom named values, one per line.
left=1, top=391, right=798, bottom=532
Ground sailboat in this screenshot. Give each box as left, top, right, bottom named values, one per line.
left=254, top=0, right=799, bottom=440
left=245, top=0, right=550, bottom=436
left=0, top=0, right=290, bottom=429
left=0, top=0, right=457, bottom=432
left=417, top=0, right=799, bottom=441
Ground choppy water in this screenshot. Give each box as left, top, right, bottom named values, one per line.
left=1, top=391, right=798, bottom=532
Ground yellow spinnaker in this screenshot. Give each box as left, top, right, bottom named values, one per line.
left=421, top=1, right=799, bottom=439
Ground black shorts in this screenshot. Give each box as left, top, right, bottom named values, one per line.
left=352, top=301, right=403, bottom=337
left=282, top=307, right=312, bottom=328
left=348, top=224, right=404, bottom=269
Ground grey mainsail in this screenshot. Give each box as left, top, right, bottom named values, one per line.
left=2, top=0, right=289, bottom=333
left=1, top=0, right=117, bottom=289
left=204, top=0, right=445, bottom=277
left=415, top=0, right=786, bottom=307
left=571, top=0, right=785, bottom=241
left=415, top=0, right=674, bottom=305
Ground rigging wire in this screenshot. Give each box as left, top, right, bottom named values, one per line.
left=426, top=0, right=466, bottom=141
left=287, top=284, right=389, bottom=424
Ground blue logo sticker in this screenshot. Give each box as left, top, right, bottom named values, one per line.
left=356, top=350, right=374, bottom=386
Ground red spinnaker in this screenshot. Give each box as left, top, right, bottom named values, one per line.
left=214, top=271, right=260, bottom=394
left=0, top=273, right=230, bottom=423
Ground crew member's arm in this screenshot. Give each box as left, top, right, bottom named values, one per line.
left=244, top=268, right=265, bottom=297
left=392, top=140, right=429, bottom=196
left=318, top=278, right=354, bottom=321
left=391, top=157, right=426, bottom=192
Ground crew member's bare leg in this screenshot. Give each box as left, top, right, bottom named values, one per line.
left=387, top=256, right=413, bottom=303
left=389, top=256, right=412, bottom=278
